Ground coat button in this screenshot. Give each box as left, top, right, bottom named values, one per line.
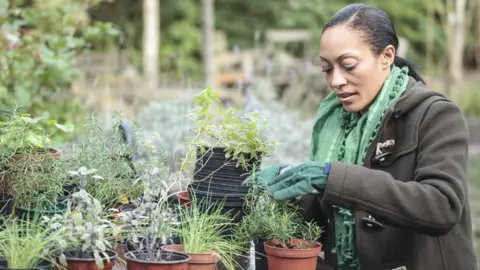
left=362, top=215, right=384, bottom=229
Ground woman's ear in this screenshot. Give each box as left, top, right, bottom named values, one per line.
left=381, top=45, right=396, bottom=69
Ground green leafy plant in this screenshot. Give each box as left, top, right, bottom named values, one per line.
left=0, top=107, right=73, bottom=158
left=183, top=87, right=275, bottom=170
left=62, top=113, right=142, bottom=207
left=0, top=215, right=67, bottom=269
left=235, top=188, right=322, bottom=250
left=0, top=0, right=119, bottom=143
left=0, top=107, right=72, bottom=211
left=117, top=164, right=182, bottom=262
left=43, top=167, right=120, bottom=269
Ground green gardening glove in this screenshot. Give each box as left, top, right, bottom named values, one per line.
left=242, top=164, right=292, bottom=190
left=265, top=161, right=331, bottom=200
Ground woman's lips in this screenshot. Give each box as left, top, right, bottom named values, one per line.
left=337, top=92, right=357, bottom=103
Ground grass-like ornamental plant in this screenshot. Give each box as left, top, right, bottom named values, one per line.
left=0, top=216, right=67, bottom=269
left=172, top=194, right=248, bottom=270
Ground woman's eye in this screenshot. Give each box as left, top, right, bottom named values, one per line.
left=322, top=67, right=332, bottom=73
left=344, top=65, right=356, bottom=71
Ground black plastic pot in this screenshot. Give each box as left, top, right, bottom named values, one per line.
left=196, top=147, right=261, bottom=173
left=62, top=183, right=79, bottom=196
left=189, top=180, right=249, bottom=195
left=193, top=171, right=248, bottom=183
left=0, top=193, right=14, bottom=217
left=14, top=204, right=67, bottom=221
left=0, top=259, right=52, bottom=270
left=194, top=162, right=256, bottom=180
left=188, top=189, right=245, bottom=207
left=119, top=203, right=138, bottom=212
left=254, top=238, right=268, bottom=270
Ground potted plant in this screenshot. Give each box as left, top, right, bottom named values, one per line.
left=0, top=108, right=73, bottom=161
left=43, top=167, right=120, bottom=270
left=233, top=190, right=288, bottom=270
left=117, top=166, right=191, bottom=269
left=0, top=108, right=73, bottom=218
left=162, top=194, right=248, bottom=270
left=181, top=87, right=275, bottom=224
left=61, top=114, right=142, bottom=209
left=10, top=156, right=66, bottom=221
left=0, top=215, right=67, bottom=270
left=233, top=188, right=323, bottom=270
left=252, top=193, right=323, bottom=270
left=263, top=222, right=322, bottom=270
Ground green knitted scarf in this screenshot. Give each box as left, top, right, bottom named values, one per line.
left=310, top=65, right=409, bottom=269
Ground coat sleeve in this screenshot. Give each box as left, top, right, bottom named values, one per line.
left=322, top=99, right=470, bottom=236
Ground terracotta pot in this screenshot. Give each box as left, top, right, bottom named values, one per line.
left=162, top=245, right=219, bottom=270
left=10, top=148, right=60, bottom=164
left=264, top=239, right=322, bottom=270
left=176, top=191, right=191, bottom=207
left=64, top=250, right=117, bottom=270
left=4, top=149, right=61, bottom=197
left=125, top=250, right=190, bottom=270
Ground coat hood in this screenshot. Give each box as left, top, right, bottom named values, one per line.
left=392, top=76, right=449, bottom=117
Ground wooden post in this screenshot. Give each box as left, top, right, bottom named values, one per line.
left=143, top=0, right=160, bottom=90
left=202, top=0, right=215, bottom=87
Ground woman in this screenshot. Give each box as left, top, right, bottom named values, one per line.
left=244, top=3, right=477, bottom=270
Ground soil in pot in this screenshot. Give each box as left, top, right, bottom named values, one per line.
left=162, top=245, right=219, bottom=270
left=264, top=239, right=322, bottom=270
left=0, top=193, right=14, bottom=216
left=125, top=250, right=190, bottom=270
left=63, top=249, right=118, bottom=270
left=0, top=259, right=52, bottom=270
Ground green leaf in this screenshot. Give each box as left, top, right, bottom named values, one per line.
left=55, top=123, right=74, bottom=132
left=26, top=134, right=46, bottom=147
left=59, top=254, right=67, bottom=266
left=95, top=240, right=106, bottom=251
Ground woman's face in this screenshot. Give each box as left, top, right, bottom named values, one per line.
left=319, top=25, right=395, bottom=113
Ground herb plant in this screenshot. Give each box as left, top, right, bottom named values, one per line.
left=0, top=107, right=73, bottom=158
left=62, top=114, right=143, bottom=207
left=183, top=87, right=275, bottom=170
left=0, top=216, right=67, bottom=269
left=236, top=189, right=323, bottom=249
left=117, top=164, right=181, bottom=262
left=43, top=167, right=120, bottom=269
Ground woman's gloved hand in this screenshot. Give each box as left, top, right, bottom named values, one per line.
left=265, top=161, right=331, bottom=200
left=242, top=164, right=292, bottom=189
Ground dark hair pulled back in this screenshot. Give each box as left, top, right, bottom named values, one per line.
left=322, top=4, right=425, bottom=84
